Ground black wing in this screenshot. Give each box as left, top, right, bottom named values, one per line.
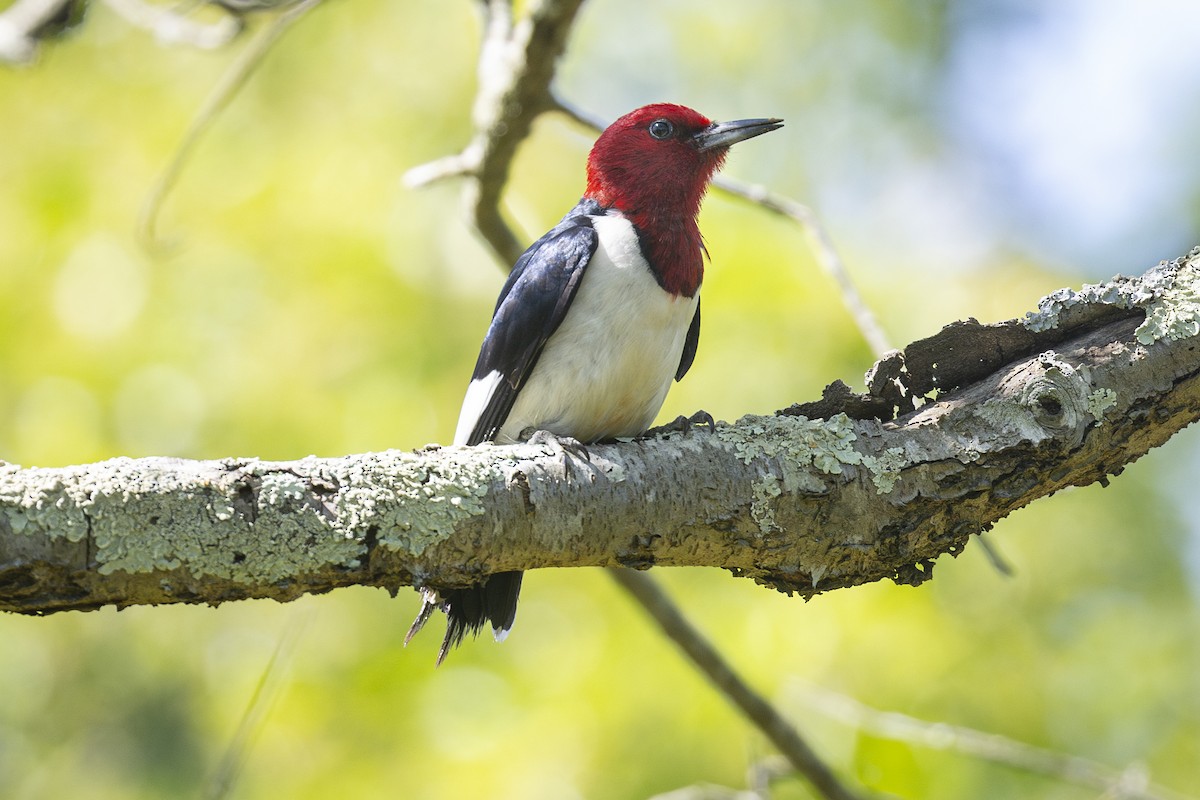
left=459, top=199, right=602, bottom=446
left=675, top=298, right=701, bottom=381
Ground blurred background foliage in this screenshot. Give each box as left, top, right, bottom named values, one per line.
left=1, top=0, right=1199, bottom=797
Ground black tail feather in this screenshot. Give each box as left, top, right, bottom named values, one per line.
left=403, top=589, right=438, bottom=647
left=406, top=571, right=524, bottom=666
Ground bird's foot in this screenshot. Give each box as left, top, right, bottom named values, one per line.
left=521, top=428, right=592, bottom=473
left=644, top=409, right=716, bottom=439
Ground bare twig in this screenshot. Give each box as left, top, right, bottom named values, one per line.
left=0, top=0, right=305, bottom=65
left=973, top=535, right=1014, bottom=577
left=204, top=608, right=313, bottom=800
left=102, top=0, right=242, bottom=49
left=403, top=151, right=480, bottom=190
left=467, top=0, right=585, bottom=263
left=611, top=569, right=864, bottom=800
left=138, top=0, right=324, bottom=249
left=0, top=0, right=76, bottom=63
left=402, top=0, right=586, bottom=265
left=707, top=175, right=892, bottom=358
left=795, top=685, right=1195, bottom=800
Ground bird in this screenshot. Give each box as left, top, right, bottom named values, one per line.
left=407, top=103, right=783, bottom=664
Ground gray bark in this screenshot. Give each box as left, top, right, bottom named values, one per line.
left=3, top=247, right=1199, bottom=615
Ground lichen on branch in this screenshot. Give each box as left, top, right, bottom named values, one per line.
left=2, top=247, right=1199, bottom=614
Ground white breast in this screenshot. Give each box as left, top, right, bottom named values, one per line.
left=494, top=214, right=699, bottom=444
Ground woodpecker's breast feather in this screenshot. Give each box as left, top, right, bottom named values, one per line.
left=455, top=212, right=699, bottom=446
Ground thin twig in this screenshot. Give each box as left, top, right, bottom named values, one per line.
left=102, top=0, right=242, bottom=50
left=402, top=0, right=586, bottom=266
left=204, top=608, right=314, bottom=800
left=708, top=175, right=892, bottom=358
left=466, top=0, right=585, bottom=264
left=138, top=0, right=324, bottom=250
left=611, top=569, right=865, bottom=800
left=0, top=0, right=76, bottom=63
left=403, top=148, right=481, bottom=189
left=973, top=534, right=1014, bottom=576
left=795, top=685, right=1195, bottom=800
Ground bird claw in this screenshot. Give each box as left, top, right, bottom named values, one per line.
left=521, top=428, right=592, bottom=473
left=644, top=409, right=716, bottom=438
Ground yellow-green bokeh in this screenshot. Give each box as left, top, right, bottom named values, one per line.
left=1, top=2, right=1198, bottom=799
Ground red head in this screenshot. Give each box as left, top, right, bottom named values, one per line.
left=584, top=103, right=782, bottom=295
left=587, top=104, right=716, bottom=221
left=583, top=104, right=787, bottom=296
left=586, top=103, right=782, bottom=222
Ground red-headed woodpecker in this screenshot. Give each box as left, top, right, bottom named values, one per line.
left=407, top=103, right=783, bottom=664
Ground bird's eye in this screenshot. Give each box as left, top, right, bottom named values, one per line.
left=648, top=119, right=674, bottom=140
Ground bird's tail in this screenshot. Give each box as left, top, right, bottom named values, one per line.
left=405, top=571, right=524, bottom=666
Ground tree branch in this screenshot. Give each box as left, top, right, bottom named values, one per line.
left=3, top=247, right=1198, bottom=613
left=0, top=0, right=266, bottom=65
left=0, top=0, right=78, bottom=63
left=404, top=0, right=587, bottom=265
left=101, top=0, right=242, bottom=50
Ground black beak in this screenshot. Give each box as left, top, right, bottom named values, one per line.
left=694, top=117, right=784, bottom=152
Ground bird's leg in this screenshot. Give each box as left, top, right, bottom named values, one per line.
left=643, top=409, right=715, bottom=439
left=520, top=427, right=592, bottom=474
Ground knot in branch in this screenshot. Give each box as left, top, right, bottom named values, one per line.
left=1019, top=353, right=1092, bottom=444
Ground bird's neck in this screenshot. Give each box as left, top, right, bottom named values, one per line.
left=630, top=212, right=704, bottom=298
left=585, top=199, right=703, bottom=297
left=585, top=178, right=709, bottom=298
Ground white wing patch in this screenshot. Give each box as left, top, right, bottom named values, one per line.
left=454, top=370, right=504, bottom=446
